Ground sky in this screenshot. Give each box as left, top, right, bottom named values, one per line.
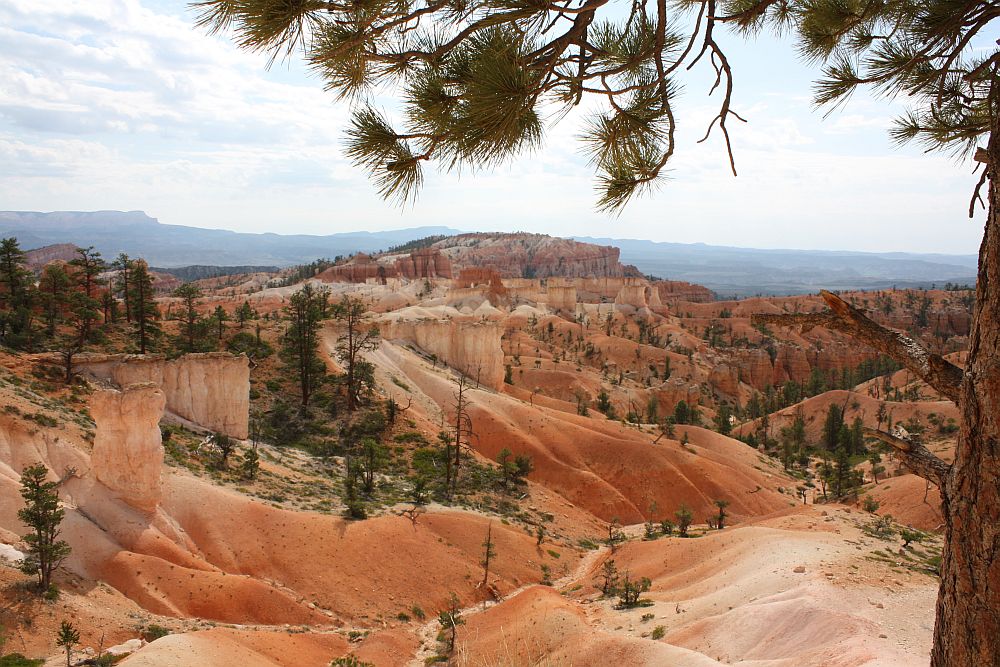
left=0, top=0, right=990, bottom=254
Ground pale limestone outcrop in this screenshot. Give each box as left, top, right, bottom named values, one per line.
left=381, top=318, right=505, bottom=390
left=90, top=384, right=166, bottom=511
left=73, top=353, right=249, bottom=439
left=614, top=278, right=651, bottom=309
left=545, top=278, right=578, bottom=312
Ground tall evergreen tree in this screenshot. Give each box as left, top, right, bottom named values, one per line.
left=38, top=263, right=71, bottom=339
left=281, top=283, right=328, bottom=407
left=173, top=283, right=205, bottom=353
left=128, top=260, right=160, bottom=354
left=68, top=246, right=105, bottom=338
left=18, top=464, right=71, bottom=594
left=0, top=237, right=35, bottom=349
left=332, top=295, right=379, bottom=411
left=112, top=253, right=133, bottom=322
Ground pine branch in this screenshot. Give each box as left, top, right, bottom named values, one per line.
left=751, top=290, right=964, bottom=404
left=863, top=427, right=950, bottom=487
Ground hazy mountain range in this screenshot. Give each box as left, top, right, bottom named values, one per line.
left=575, top=236, right=978, bottom=297
left=1, top=211, right=977, bottom=297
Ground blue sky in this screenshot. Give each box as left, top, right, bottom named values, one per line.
left=0, top=0, right=989, bottom=254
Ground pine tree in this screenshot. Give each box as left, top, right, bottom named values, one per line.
left=38, top=263, right=72, bottom=339
left=822, top=403, right=844, bottom=450
left=0, top=237, right=36, bottom=349
left=236, top=300, right=255, bottom=327
left=56, top=620, right=79, bottom=667
left=68, top=246, right=105, bottom=338
left=112, top=253, right=133, bottom=322
left=714, top=499, right=730, bottom=529
left=213, top=304, right=228, bottom=340
left=18, top=464, right=71, bottom=594
left=674, top=504, right=693, bottom=537
left=281, top=283, right=328, bottom=408
left=331, top=295, right=379, bottom=411
left=128, top=260, right=160, bottom=354
left=173, top=283, right=205, bottom=353
left=437, top=592, right=464, bottom=655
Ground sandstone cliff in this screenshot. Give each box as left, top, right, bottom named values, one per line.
left=381, top=318, right=505, bottom=390
left=74, top=353, right=250, bottom=438
left=434, top=233, right=626, bottom=279
left=90, top=383, right=166, bottom=511
left=655, top=280, right=717, bottom=304
left=393, top=248, right=452, bottom=279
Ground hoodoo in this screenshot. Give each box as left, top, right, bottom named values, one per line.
left=89, top=383, right=166, bottom=512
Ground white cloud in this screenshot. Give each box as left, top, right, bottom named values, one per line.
left=0, top=0, right=984, bottom=255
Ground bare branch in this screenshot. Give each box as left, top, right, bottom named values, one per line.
left=752, top=290, right=964, bottom=403
left=863, top=427, right=950, bottom=487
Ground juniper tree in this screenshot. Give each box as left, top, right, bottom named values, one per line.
left=199, top=0, right=999, bottom=659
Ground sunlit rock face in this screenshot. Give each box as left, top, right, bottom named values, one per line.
left=74, top=353, right=250, bottom=439
left=90, top=383, right=166, bottom=512
left=381, top=318, right=505, bottom=390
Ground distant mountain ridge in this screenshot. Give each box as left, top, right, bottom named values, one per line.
left=0, top=211, right=977, bottom=296
left=0, top=211, right=461, bottom=267
left=575, top=236, right=978, bottom=297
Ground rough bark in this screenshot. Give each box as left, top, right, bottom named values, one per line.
left=862, top=427, right=950, bottom=488
left=930, top=129, right=1000, bottom=666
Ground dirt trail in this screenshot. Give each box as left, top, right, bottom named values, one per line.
left=406, top=541, right=611, bottom=666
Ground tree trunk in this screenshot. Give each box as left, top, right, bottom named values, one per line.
left=930, top=136, right=1000, bottom=666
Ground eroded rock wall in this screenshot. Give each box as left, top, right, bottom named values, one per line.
left=75, top=353, right=249, bottom=438
left=90, top=384, right=166, bottom=511
left=394, top=249, right=453, bottom=279
left=381, top=318, right=505, bottom=390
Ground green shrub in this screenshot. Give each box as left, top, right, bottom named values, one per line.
left=143, top=624, right=171, bottom=642
left=227, top=332, right=274, bottom=358
left=331, top=656, right=374, bottom=667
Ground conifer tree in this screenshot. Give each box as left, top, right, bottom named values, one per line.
left=18, top=464, right=71, bottom=594
left=56, top=621, right=79, bottom=667
left=281, top=283, right=328, bottom=408
left=0, top=237, right=35, bottom=349
left=128, top=260, right=160, bottom=354
left=112, top=253, right=132, bottom=322
left=173, top=283, right=206, bottom=353
left=38, top=263, right=71, bottom=339
left=332, top=295, right=379, bottom=411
